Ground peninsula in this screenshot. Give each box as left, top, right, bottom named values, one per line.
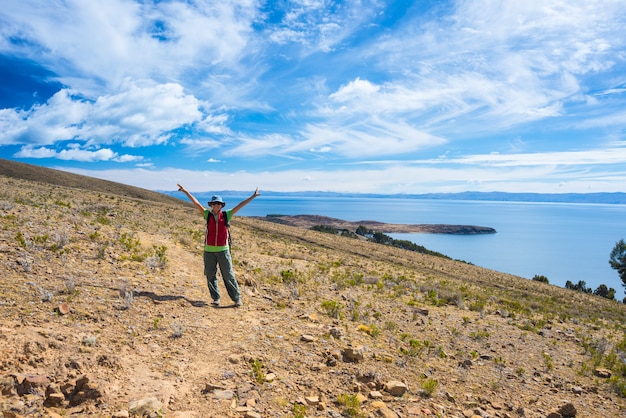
left=254, top=214, right=496, bottom=235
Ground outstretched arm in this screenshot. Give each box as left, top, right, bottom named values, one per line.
left=177, top=183, right=205, bottom=215
left=231, top=187, right=260, bottom=216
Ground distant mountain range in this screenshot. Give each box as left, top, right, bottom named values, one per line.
left=160, top=190, right=626, bottom=204
left=0, top=159, right=622, bottom=205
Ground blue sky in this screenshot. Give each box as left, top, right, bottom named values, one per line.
left=1, top=0, right=625, bottom=194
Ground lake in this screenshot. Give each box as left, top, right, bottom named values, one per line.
left=198, top=194, right=626, bottom=301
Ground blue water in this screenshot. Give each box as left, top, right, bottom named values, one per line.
left=206, top=195, right=626, bottom=300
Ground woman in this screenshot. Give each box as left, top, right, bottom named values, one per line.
left=177, top=184, right=260, bottom=307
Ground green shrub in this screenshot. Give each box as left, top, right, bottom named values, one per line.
left=280, top=269, right=298, bottom=284
left=292, top=403, right=307, bottom=418
left=250, top=358, right=265, bottom=384
left=321, top=300, right=343, bottom=319
left=421, top=378, right=438, bottom=397
left=336, top=393, right=363, bottom=418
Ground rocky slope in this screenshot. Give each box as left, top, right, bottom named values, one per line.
left=1, top=172, right=625, bottom=418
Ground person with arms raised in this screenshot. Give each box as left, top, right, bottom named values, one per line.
left=177, top=184, right=260, bottom=307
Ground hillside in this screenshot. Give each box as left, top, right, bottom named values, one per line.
left=0, top=159, right=188, bottom=207
left=1, top=169, right=626, bottom=417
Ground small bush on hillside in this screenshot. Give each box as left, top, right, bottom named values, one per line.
left=336, top=393, right=363, bottom=418
left=280, top=269, right=298, bottom=284
left=292, top=403, right=307, bottom=418
left=421, top=378, right=438, bottom=397
left=146, top=245, right=168, bottom=269
left=250, top=358, right=265, bottom=384
left=321, top=300, right=343, bottom=319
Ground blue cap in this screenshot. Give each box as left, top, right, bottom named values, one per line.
left=208, top=195, right=225, bottom=205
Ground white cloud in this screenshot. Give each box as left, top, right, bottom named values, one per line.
left=1, top=83, right=212, bottom=152
left=299, top=120, right=446, bottom=158
left=13, top=144, right=141, bottom=163
left=227, top=134, right=297, bottom=157
left=0, top=0, right=259, bottom=94
left=264, top=0, right=383, bottom=52
left=358, top=0, right=626, bottom=133
left=310, top=146, right=331, bottom=153
left=12, top=146, right=57, bottom=159
left=440, top=148, right=626, bottom=167
left=329, top=78, right=380, bottom=102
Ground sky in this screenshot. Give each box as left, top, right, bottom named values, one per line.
left=1, top=0, right=626, bottom=194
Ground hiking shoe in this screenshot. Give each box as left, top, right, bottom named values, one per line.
left=212, top=299, right=220, bottom=307
left=234, top=299, right=243, bottom=307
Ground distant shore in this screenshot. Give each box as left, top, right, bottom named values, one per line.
left=167, top=189, right=626, bottom=205
left=252, top=214, right=496, bottom=235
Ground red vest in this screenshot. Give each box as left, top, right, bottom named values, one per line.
left=205, top=211, right=229, bottom=246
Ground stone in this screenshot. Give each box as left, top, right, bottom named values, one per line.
left=459, top=359, right=473, bottom=368
left=213, top=389, right=235, bottom=400
left=558, top=402, right=577, bottom=417
left=128, top=397, right=163, bottom=417
left=407, top=406, right=423, bottom=415
left=227, top=354, right=242, bottom=364
left=490, top=402, right=503, bottom=410
left=594, top=368, right=611, bottom=378
left=244, top=412, right=262, bottom=418
left=17, top=374, right=50, bottom=395
left=571, top=386, right=583, bottom=395
left=44, top=392, right=65, bottom=407
left=384, top=380, right=408, bottom=397
left=202, top=383, right=226, bottom=393
left=329, top=327, right=343, bottom=339
left=414, top=307, right=429, bottom=316
left=369, top=390, right=384, bottom=399
left=68, top=374, right=103, bottom=406
left=472, top=407, right=488, bottom=417
left=301, top=334, right=316, bottom=342
left=342, top=345, right=365, bottom=362
left=376, top=406, right=399, bottom=418
left=57, top=302, right=70, bottom=315
left=0, top=376, right=16, bottom=396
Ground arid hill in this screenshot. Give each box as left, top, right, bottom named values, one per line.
left=0, top=163, right=625, bottom=418
left=0, top=158, right=187, bottom=207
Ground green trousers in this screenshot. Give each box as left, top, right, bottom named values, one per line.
left=203, top=250, right=240, bottom=302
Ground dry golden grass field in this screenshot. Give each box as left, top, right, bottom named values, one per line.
left=1, top=160, right=625, bottom=417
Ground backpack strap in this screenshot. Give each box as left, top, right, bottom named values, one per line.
left=224, top=211, right=231, bottom=246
